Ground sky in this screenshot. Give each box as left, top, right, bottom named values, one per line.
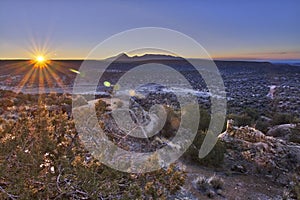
left=0, top=0, right=300, bottom=60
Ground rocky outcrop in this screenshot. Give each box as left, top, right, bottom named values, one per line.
left=220, top=119, right=267, bottom=143
left=218, top=120, right=300, bottom=186
left=267, top=124, right=295, bottom=137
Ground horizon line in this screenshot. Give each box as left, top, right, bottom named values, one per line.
left=0, top=55, right=300, bottom=62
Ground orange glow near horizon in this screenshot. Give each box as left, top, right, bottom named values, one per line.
left=31, top=55, right=50, bottom=68
left=31, top=54, right=50, bottom=68
left=1, top=49, right=299, bottom=61
left=9, top=43, right=70, bottom=94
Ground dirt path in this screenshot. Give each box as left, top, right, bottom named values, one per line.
left=180, top=161, right=284, bottom=200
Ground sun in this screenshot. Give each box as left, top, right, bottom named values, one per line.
left=33, top=55, right=49, bottom=68
left=36, top=55, right=45, bottom=63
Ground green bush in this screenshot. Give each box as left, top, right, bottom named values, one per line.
left=227, top=113, right=253, bottom=127
left=198, top=108, right=211, bottom=131
left=179, top=104, right=211, bottom=131
left=290, top=125, right=300, bottom=144
left=271, top=113, right=295, bottom=125
left=243, top=108, right=259, bottom=121
left=227, top=108, right=260, bottom=127
left=183, top=131, right=226, bottom=167
left=255, top=119, right=271, bottom=133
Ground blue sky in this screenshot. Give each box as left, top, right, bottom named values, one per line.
left=0, top=0, right=299, bottom=60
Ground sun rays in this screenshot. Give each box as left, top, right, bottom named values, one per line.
left=1, top=40, right=81, bottom=95
left=10, top=48, right=71, bottom=94
left=13, top=60, right=71, bottom=94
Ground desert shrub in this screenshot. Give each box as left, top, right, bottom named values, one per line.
left=271, top=113, right=295, bottom=125
left=194, top=174, right=225, bottom=198
left=283, top=173, right=300, bottom=200
left=183, top=131, right=226, bottom=167
left=290, top=125, right=300, bottom=144
left=0, top=98, right=186, bottom=199
left=161, top=105, right=224, bottom=167
left=293, top=181, right=300, bottom=200
left=227, top=108, right=260, bottom=127
left=208, top=175, right=224, bottom=190
left=161, top=106, right=181, bottom=138
left=194, top=176, right=210, bottom=192
left=61, top=96, right=72, bottom=105
left=198, top=108, right=211, bottom=131
left=179, top=104, right=211, bottom=132
left=255, top=119, right=271, bottom=133
left=227, top=113, right=253, bottom=127
left=0, top=98, right=14, bottom=108
left=243, top=108, right=259, bottom=121
left=95, top=99, right=109, bottom=116
left=294, top=117, right=300, bottom=124
left=293, top=182, right=300, bottom=200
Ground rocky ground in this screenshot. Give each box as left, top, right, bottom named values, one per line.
left=74, top=94, right=300, bottom=199
left=1, top=90, right=300, bottom=199
left=167, top=119, right=300, bottom=200
left=0, top=58, right=300, bottom=199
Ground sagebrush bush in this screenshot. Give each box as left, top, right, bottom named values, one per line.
left=198, top=108, right=211, bottom=131
left=227, top=108, right=261, bottom=128
left=255, top=118, right=271, bottom=133
left=161, top=106, right=181, bottom=138
left=208, top=175, right=224, bottom=190
left=194, top=174, right=225, bottom=198
left=290, top=125, right=300, bottom=144
left=271, top=113, right=295, bottom=125
left=194, top=176, right=209, bottom=192
left=183, top=131, right=226, bottom=167
left=227, top=113, right=253, bottom=127
left=0, top=93, right=186, bottom=199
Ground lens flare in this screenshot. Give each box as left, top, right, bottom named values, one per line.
left=103, top=81, right=111, bottom=87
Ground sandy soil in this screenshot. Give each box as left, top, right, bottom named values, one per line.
left=181, top=162, right=284, bottom=200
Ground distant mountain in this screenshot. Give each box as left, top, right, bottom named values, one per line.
left=105, top=53, right=131, bottom=62
left=105, top=53, right=181, bottom=62
left=130, top=54, right=181, bottom=61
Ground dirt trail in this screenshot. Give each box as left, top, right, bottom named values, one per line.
left=180, top=161, right=283, bottom=200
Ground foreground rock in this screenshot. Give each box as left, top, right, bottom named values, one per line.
left=218, top=120, right=300, bottom=198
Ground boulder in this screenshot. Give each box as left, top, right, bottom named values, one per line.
left=267, top=124, right=295, bottom=138
left=220, top=120, right=266, bottom=143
